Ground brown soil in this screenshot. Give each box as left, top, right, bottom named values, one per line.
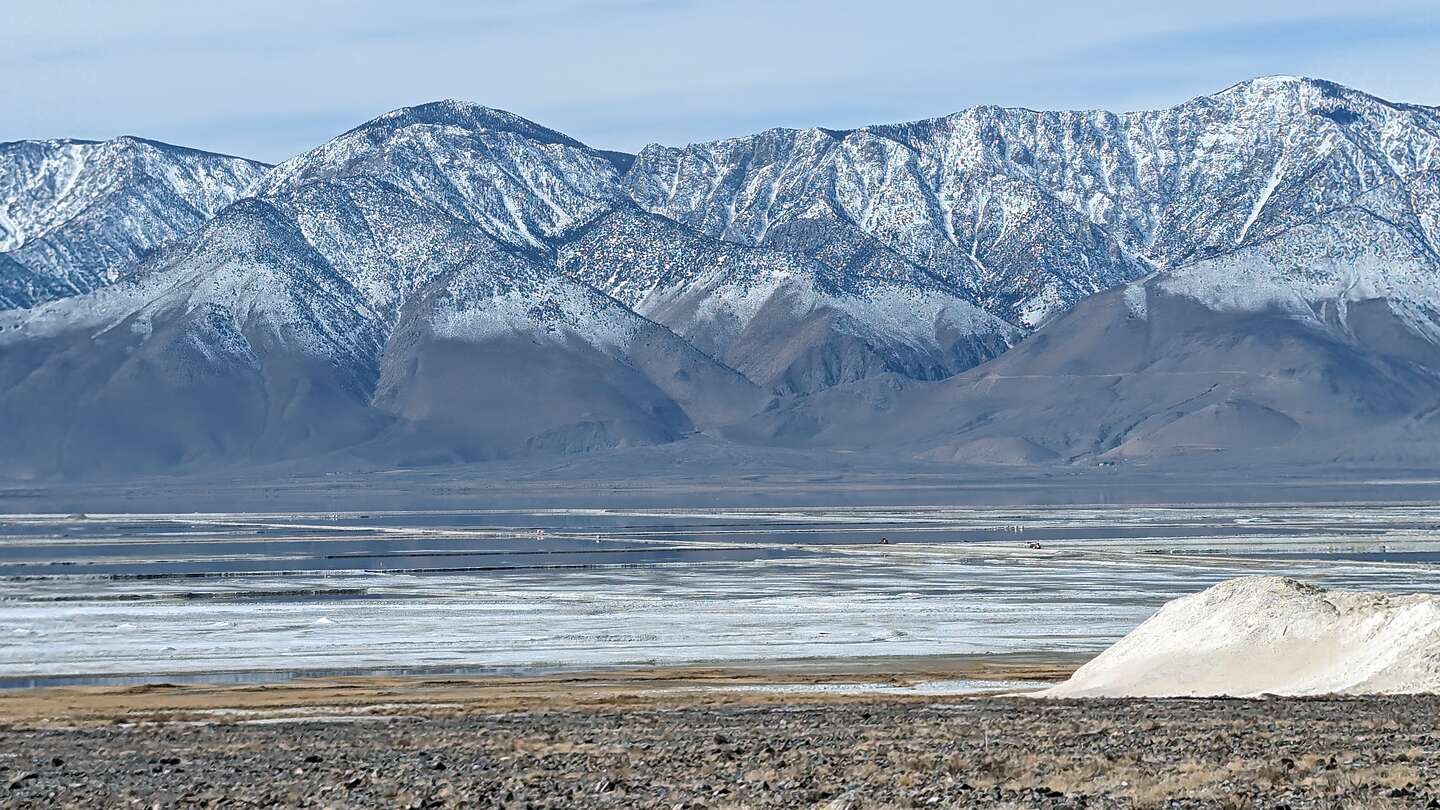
left=3, top=657, right=1435, bottom=808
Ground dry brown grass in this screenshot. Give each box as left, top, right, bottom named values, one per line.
left=958, top=750, right=1423, bottom=808
left=0, top=656, right=1080, bottom=726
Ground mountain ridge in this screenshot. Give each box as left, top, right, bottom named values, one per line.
left=0, top=135, right=270, bottom=308
left=3, top=75, right=1440, bottom=478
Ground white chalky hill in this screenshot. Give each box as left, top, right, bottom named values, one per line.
left=1042, top=577, right=1440, bottom=697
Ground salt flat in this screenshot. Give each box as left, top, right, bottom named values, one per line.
left=5, top=505, right=1440, bottom=683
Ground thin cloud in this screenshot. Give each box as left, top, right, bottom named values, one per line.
left=5, top=0, right=1438, bottom=162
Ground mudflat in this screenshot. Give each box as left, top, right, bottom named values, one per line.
left=0, top=654, right=1077, bottom=723
left=2, top=662, right=1436, bottom=808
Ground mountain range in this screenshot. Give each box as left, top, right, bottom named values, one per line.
left=3, top=76, right=1439, bottom=479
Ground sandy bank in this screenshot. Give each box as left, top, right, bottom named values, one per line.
left=0, top=653, right=1079, bottom=726
left=1046, top=576, right=1440, bottom=697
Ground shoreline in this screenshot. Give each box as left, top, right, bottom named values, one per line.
left=0, top=652, right=1086, bottom=726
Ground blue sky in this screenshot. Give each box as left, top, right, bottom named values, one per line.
left=6, top=0, right=1440, bottom=163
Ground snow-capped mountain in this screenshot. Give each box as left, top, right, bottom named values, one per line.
left=735, top=165, right=1440, bottom=464
left=3, top=76, right=1440, bottom=476
left=613, top=75, right=1440, bottom=464
left=0, top=137, right=269, bottom=308
left=261, top=100, right=631, bottom=254
left=623, top=76, right=1440, bottom=326
left=255, top=100, right=1016, bottom=393
left=559, top=207, right=1018, bottom=393
left=0, top=107, right=762, bottom=478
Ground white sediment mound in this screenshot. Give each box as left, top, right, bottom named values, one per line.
left=1041, top=576, right=1440, bottom=697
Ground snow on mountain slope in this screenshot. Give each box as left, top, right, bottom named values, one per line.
left=623, top=125, right=1152, bottom=327
left=261, top=100, right=1022, bottom=394
left=0, top=137, right=269, bottom=308
left=6, top=77, right=1440, bottom=476
left=270, top=175, right=510, bottom=321
left=0, top=199, right=388, bottom=478
left=726, top=167, right=1440, bottom=462
left=261, top=100, right=627, bottom=253
left=0, top=252, right=68, bottom=310
left=623, top=76, right=1440, bottom=326
left=256, top=105, right=768, bottom=440
left=559, top=207, right=1019, bottom=392
left=0, top=115, right=764, bottom=477
left=368, top=245, right=764, bottom=464
left=1159, top=218, right=1440, bottom=336
left=886, top=77, right=1440, bottom=266
left=732, top=236, right=1440, bottom=466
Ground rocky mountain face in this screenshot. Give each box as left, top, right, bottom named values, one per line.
left=558, top=207, right=1018, bottom=394
left=732, top=169, right=1440, bottom=464
left=3, top=77, right=1440, bottom=476
left=0, top=137, right=270, bottom=308
left=0, top=104, right=766, bottom=477
left=624, top=76, right=1440, bottom=324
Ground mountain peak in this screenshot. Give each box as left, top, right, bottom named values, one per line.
left=7, top=75, right=1440, bottom=474
left=262, top=98, right=621, bottom=198
left=0, top=133, right=269, bottom=303
left=1, top=134, right=265, bottom=164
left=1219, top=74, right=1310, bottom=91
left=1205, top=74, right=1428, bottom=113
left=349, top=99, right=590, bottom=151
left=1212, top=75, right=1355, bottom=103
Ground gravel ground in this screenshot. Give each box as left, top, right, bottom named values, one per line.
left=5, top=695, right=1440, bottom=808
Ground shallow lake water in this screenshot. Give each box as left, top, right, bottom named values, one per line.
left=4, top=505, right=1440, bottom=684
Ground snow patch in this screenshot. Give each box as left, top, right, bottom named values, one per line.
left=1235, top=151, right=1286, bottom=244
left=430, top=274, right=644, bottom=353
left=1159, top=217, right=1440, bottom=323
left=819, top=282, right=1016, bottom=353
left=1122, top=281, right=1148, bottom=320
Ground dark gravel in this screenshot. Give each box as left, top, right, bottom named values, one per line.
left=5, top=696, right=1440, bottom=808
